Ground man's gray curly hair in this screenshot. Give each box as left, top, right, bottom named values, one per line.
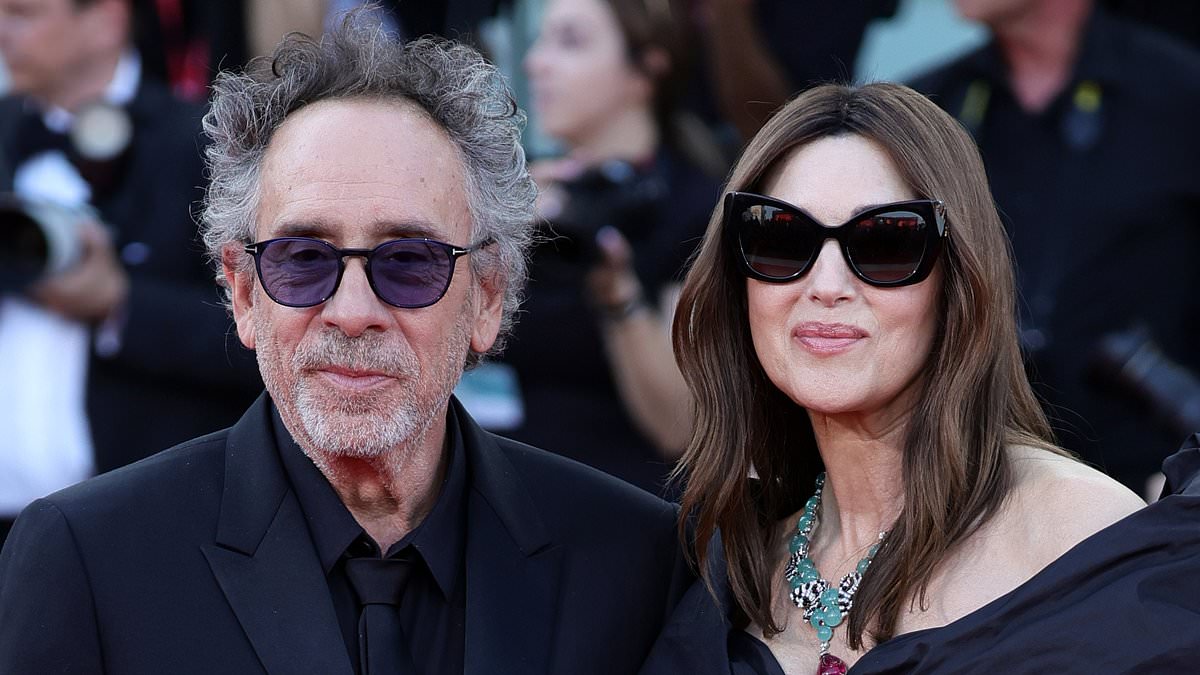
left=200, top=19, right=536, bottom=362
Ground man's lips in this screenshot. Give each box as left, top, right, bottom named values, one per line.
left=793, top=322, right=868, bottom=354
left=315, top=366, right=395, bottom=390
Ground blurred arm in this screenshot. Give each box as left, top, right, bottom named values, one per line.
left=590, top=228, right=692, bottom=458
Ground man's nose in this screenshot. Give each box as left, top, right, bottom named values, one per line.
left=320, top=258, right=391, bottom=337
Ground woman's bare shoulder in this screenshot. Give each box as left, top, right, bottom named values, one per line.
left=1004, top=445, right=1145, bottom=561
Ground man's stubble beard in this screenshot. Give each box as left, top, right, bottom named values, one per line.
left=252, top=294, right=473, bottom=465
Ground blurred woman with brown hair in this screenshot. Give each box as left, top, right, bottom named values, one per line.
left=503, top=0, right=722, bottom=493
left=640, top=82, right=1200, bottom=673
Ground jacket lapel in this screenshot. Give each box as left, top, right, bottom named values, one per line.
left=456, top=400, right=564, bottom=675
left=201, top=395, right=353, bottom=675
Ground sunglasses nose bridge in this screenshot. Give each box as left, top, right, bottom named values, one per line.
left=809, top=232, right=842, bottom=267
left=805, top=238, right=858, bottom=291
left=318, top=251, right=394, bottom=335
left=338, top=249, right=374, bottom=274
left=331, top=251, right=377, bottom=299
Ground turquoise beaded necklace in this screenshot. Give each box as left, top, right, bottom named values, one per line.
left=783, top=473, right=885, bottom=675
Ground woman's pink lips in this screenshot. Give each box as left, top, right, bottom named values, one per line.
left=793, top=322, right=868, bottom=355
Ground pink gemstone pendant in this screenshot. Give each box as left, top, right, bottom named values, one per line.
left=817, top=652, right=848, bottom=675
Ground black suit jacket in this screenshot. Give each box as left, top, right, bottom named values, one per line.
left=0, top=76, right=262, bottom=475
left=0, top=395, right=692, bottom=674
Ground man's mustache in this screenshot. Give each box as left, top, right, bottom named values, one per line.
left=292, top=330, right=416, bottom=378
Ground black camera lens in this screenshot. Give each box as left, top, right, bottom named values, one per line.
left=0, top=209, right=51, bottom=291
left=0, top=195, right=86, bottom=292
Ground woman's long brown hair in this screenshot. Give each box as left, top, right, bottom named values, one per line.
left=671, top=83, right=1060, bottom=647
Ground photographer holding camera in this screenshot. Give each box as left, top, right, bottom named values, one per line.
left=0, top=0, right=260, bottom=544
left=499, top=0, right=722, bottom=494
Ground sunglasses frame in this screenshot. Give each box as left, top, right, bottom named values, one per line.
left=243, top=236, right=491, bottom=309
left=724, top=191, right=949, bottom=288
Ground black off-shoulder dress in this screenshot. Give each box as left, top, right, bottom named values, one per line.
left=642, top=436, right=1200, bottom=674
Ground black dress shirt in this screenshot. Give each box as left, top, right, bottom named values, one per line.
left=274, top=406, right=467, bottom=675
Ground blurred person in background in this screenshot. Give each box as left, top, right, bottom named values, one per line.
left=913, top=0, right=1200, bottom=495
left=0, top=0, right=260, bottom=545
left=507, top=0, right=723, bottom=494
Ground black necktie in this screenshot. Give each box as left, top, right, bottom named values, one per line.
left=345, top=555, right=416, bottom=674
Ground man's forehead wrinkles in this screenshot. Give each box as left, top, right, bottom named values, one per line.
left=264, top=191, right=458, bottom=228
left=270, top=218, right=448, bottom=241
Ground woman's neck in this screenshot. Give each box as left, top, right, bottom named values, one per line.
left=568, top=106, right=659, bottom=165
left=807, top=411, right=906, bottom=550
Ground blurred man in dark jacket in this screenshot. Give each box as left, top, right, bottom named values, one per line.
left=913, top=0, right=1200, bottom=493
left=0, top=0, right=261, bottom=543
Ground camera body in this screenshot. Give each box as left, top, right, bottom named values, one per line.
left=0, top=194, right=93, bottom=292
left=539, top=159, right=666, bottom=264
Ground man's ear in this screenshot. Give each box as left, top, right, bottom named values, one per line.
left=469, top=267, right=506, bottom=355
left=222, top=244, right=257, bottom=349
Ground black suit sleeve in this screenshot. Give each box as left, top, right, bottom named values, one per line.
left=0, top=500, right=105, bottom=673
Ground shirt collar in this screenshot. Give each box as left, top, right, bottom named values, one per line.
left=273, top=403, right=468, bottom=600
left=104, top=48, right=142, bottom=107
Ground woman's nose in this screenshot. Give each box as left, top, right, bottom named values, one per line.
left=804, top=239, right=857, bottom=306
